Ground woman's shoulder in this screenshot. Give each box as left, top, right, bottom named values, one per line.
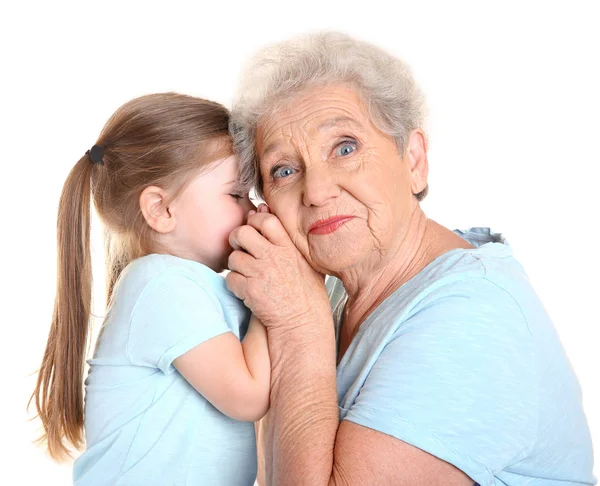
left=369, top=231, right=538, bottom=339
left=328, top=228, right=541, bottom=341
left=402, top=228, right=528, bottom=308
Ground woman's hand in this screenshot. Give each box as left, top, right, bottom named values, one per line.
left=226, top=205, right=329, bottom=330
left=229, top=206, right=338, bottom=486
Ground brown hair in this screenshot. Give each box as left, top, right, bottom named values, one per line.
left=30, top=92, right=232, bottom=460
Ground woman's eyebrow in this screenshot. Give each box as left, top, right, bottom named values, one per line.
left=317, top=116, right=362, bottom=132
left=262, top=142, right=282, bottom=159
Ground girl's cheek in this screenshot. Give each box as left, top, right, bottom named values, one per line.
left=235, top=204, right=246, bottom=226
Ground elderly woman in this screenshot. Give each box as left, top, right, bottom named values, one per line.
left=226, top=32, right=595, bottom=485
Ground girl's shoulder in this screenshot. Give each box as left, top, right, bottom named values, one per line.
left=112, top=254, right=242, bottom=317
left=118, top=254, right=222, bottom=294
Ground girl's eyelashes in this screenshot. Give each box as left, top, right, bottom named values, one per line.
left=229, top=193, right=243, bottom=199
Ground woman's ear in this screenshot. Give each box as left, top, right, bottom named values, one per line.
left=407, top=129, right=429, bottom=197
left=139, top=186, right=176, bottom=234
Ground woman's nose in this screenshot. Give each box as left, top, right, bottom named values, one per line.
left=302, top=166, right=340, bottom=207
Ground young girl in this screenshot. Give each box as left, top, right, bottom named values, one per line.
left=31, top=93, right=270, bottom=485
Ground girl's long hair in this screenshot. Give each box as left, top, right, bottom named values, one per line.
left=30, top=92, right=232, bottom=460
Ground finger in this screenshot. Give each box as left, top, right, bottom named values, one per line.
left=225, top=270, right=247, bottom=301
left=257, top=203, right=271, bottom=214
left=228, top=249, right=259, bottom=277
left=229, top=224, right=271, bottom=258
left=246, top=212, right=291, bottom=247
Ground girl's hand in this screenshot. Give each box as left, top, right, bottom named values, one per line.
left=226, top=205, right=329, bottom=330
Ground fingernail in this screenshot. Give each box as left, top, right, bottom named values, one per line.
left=249, top=210, right=256, bottom=216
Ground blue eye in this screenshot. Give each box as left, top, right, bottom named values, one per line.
left=272, top=166, right=295, bottom=179
left=335, top=142, right=356, bottom=157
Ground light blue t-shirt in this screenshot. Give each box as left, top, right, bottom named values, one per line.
left=74, top=254, right=257, bottom=486
left=327, top=228, right=596, bottom=486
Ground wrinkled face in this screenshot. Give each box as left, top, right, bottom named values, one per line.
left=256, top=84, right=426, bottom=275
left=173, top=154, right=254, bottom=272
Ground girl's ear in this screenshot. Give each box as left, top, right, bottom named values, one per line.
left=139, top=186, right=176, bottom=233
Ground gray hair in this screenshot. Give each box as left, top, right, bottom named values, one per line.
left=230, top=31, right=429, bottom=200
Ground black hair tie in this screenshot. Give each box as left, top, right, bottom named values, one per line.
left=86, top=144, right=105, bottom=165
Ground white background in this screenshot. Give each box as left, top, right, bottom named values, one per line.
left=1, top=0, right=598, bottom=483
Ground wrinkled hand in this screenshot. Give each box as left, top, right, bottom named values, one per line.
left=226, top=205, right=329, bottom=330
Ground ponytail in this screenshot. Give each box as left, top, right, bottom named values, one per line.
left=104, top=229, right=130, bottom=305
left=30, top=155, right=94, bottom=460
left=29, top=92, right=233, bottom=461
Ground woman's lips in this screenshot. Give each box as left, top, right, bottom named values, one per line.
left=308, top=216, right=354, bottom=235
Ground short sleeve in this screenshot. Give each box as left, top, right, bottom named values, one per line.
left=343, top=278, right=537, bottom=485
left=127, top=270, right=231, bottom=374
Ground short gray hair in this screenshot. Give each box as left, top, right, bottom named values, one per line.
left=230, top=31, right=428, bottom=200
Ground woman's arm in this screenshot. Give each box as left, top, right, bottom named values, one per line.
left=266, top=323, right=474, bottom=485
left=174, top=314, right=270, bottom=422
left=265, top=314, right=338, bottom=484
left=227, top=212, right=476, bottom=485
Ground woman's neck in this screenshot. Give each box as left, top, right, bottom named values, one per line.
left=337, top=208, right=472, bottom=343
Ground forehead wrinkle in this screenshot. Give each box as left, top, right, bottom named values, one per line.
left=260, top=109, right=304, bottom=158
left=260, top=99, right=321, bottom=144
left=264, top=106, right=362, bottom=149
left=299, top=105, right=367, bottom=142
left=259, top=90, right=370, bottom=161
left=262, top=124, right=295, bottom=160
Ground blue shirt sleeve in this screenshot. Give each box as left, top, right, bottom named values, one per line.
left=126, top=269, right=231, bottom=374
left=343, top=277, right=537, bottom=484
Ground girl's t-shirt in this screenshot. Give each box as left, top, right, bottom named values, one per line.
left=74, top=254, right=256, bottom=486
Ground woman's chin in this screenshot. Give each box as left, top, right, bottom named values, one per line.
left=307, top=243, right=365, bottom=276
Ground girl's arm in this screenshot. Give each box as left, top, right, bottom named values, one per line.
left=254, top=412, right=269, bottom=486
left=173, top=314, right=270, bottom=422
